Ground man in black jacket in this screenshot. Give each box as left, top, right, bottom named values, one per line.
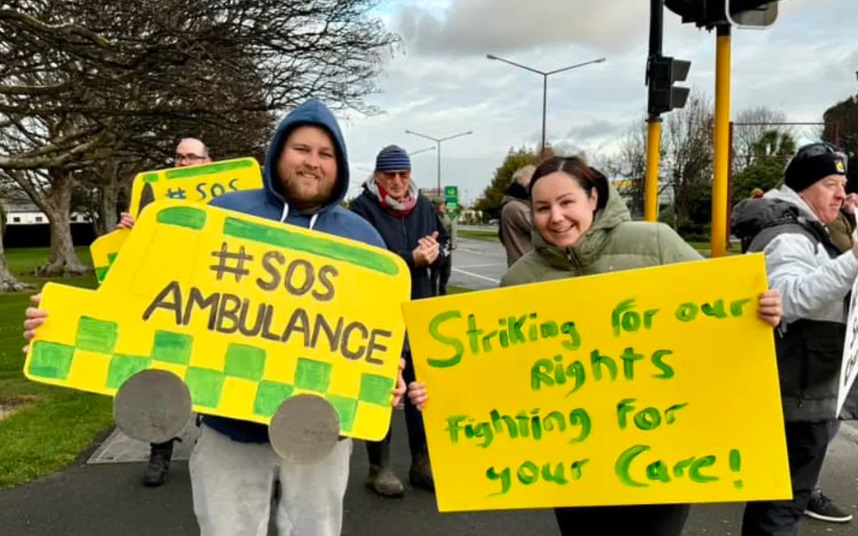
left=350, top=144, right=449, bottom=497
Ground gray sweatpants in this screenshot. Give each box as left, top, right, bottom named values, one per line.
left=190, top=424, right=352, bottom=536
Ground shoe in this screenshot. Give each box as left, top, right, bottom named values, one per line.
left=804, top=492, right=853, bottom=523
left=143, top=440, right=175, bottom=487
left=365, top=440, right=404, bottom=498
left=367, top=464, right=405, bottom=497
left=408, top=450, right=435, bottom=491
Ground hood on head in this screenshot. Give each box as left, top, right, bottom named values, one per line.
left=502, top=181, right=529, bottom=203
left=730, top=186, right=815, bottom=242
left=264, top=98, right=349, bottom=213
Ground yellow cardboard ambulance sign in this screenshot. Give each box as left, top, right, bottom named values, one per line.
left=401, top=254, right=791, bottom=512
left=90, top=158, right=263, bottom=284
left=28, top=200, right=410, bottom=440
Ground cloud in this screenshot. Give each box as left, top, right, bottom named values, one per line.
left=395, top=0, right=652, bottom=57
left=338, top=0, right=858, bottom=205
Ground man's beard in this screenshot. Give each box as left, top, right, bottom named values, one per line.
left=282, top=174, right=336, bottom=211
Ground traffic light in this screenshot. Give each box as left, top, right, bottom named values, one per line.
left=647, top=55, right=691, bottom=115
left=664, top=0, right=724, bottom=28
left=727, top=0, right=778, bottom=27
left=664, top=0, right=777, bottom=28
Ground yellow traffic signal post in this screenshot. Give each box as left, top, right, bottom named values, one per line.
left=710, top=24, right=732, bottom=258
left=645, top=0, right=691, bottom=222
left=645, top=119, right=662, bottom=222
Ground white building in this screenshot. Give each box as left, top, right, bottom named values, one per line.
left=2, top=195, right=91, bottom=226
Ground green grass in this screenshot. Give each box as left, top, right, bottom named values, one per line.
left=687, top=241, right=741, bottom=256
left=458, top=230, right=500, bottom=242
left=0, top=247, right=113, bottom=490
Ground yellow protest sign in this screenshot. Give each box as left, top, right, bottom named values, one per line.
left=26, top=200, right=410, bottom=441
left=401, top=254, right=790, bottom=513
left=89, top=158, right=264, bottom=284
left=128, top=157, right=263, bottom=218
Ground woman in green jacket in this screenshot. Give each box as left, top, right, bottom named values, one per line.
left=408, top=156, right=783, bottom=536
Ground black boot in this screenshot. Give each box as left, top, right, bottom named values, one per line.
left=409, top=447, right=434, bottom=491
left=366, top=440, right=404, bottom=497
left=143, top=439, right=175, bottom=487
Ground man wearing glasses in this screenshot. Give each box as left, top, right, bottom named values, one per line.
left=174, top=137, right=212, bottom=167
left=732, top=142, right=858, bottom=535
left=349, top=145, right=449, bottom=497
left=120, top=136, right=212, bottom=487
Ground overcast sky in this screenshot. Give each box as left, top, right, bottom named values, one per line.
left=334, top=0, right=857, bottom=204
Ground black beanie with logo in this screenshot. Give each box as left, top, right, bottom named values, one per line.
left=784, top=150, right=847, bottom=192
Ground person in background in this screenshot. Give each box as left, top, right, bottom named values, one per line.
left=732, top=142, right=857, bottom=535
left=498, top=164, right=535, bottom=267
left=430, top=201, right=455, bottom=296
left=132, top=137, right=213, bottom=487
left=350, top=145, right=449, bottom=497
left=803, top=161, right=856, bottom=525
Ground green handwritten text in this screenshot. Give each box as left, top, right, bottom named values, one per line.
left=446, top=407, right=591, bottom=448
left=426, top=310, right=581, bottom=368
left=487, top=459, right=589, bottom=496
left=530, top=348, right=675, bottom=395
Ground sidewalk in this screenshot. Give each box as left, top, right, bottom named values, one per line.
left=1, top=420, right=857, bottom=536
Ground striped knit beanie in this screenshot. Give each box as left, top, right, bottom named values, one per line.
left=375, top=145, right=411, bottom=172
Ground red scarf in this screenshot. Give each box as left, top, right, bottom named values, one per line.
left=377, top=184, right=418, bottom=217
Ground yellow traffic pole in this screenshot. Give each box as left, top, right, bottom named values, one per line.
left=710, top=24, right=731, bottom=258
left=644, top=118, right=662, bottom=221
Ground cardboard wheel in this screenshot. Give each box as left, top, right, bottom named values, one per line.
left=114, top=370, right=192, bottom=444
left=269, top=394, right=340, bottom=463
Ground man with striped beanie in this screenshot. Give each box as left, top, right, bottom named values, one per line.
left=350, top=144, right=450, bottom=497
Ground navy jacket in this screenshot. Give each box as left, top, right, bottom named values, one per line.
left=350, top=189, right=449, bottom=301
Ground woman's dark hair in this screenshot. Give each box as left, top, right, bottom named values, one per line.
left=528, top=156, right=609, bottom=211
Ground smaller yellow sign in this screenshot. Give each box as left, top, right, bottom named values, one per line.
left=90, top=158, right=264, bottom=284
left=128, top=157, right=263, bottom=218
left=402, top=254, right=791, bottom=512
left=28, top=200, right=411, bottom=441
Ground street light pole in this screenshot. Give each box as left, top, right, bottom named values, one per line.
left=486, top=54, right=606, bottom=155
left=404, top=129, right=473, bottom=192
left=408, top=146, right=436, bottom=157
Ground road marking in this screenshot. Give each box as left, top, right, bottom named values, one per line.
left=456, top=263, right=498, bottom=269
left=452, top=267, right=500, bottom=284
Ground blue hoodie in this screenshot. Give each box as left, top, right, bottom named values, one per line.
left=204, top=98, right=387, bottom=443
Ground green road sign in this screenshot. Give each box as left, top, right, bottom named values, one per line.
left=444, top=186, right=458, bottom=210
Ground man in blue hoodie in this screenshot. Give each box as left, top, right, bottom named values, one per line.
left=35, top=99, right=401, bottom=536
left=194, top=99, right=401, bottom=536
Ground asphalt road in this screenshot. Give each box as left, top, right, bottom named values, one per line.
left=448, top=236, right=507, bottom=291
left=1, top=421, right=857, bottom=536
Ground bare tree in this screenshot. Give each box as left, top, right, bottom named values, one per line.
left=0, top=0, right=398, bottom=274
left=0, top=183, right=32, bottom=291
left=732, top=107, right=791, bottom=171
left=663, top=93, right=714, bottom=227
left=597, top=120, right=657, bottom=217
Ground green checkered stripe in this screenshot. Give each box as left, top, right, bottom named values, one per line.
left=28, top=316, right=395, bottom=434
left=94, top=252, right=119, bottom=284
